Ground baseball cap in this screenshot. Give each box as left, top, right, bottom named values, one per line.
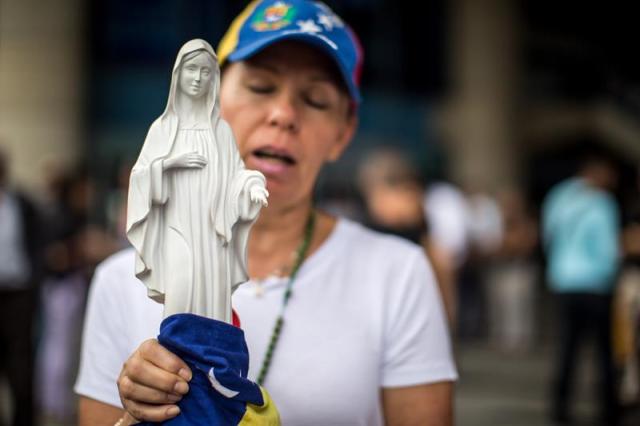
left=217, top=0, right=363, bottom=104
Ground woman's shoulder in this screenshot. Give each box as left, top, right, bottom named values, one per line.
left=332, top=217, right=425, bottom=263
left=92, top=248, right=140, bottom=294
left=322, top=218, right=436, bottom=302
left=96, top=248, right=136, bottom=274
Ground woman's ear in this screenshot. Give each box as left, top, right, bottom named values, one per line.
left=327, top=113, right=358, bottom=163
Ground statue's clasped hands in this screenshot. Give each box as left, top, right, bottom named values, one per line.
left=164, top=152, right=207, bottom=170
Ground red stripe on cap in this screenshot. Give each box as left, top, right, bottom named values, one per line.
left=347, top=27, right=364, bottom=87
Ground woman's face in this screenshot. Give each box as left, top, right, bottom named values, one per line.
left=220, top=41, right=356, bottom=208
left=179, top=52, right=214, bottom=99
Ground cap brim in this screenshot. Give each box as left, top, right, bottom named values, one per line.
left=227, top=31, right=361, bottom=104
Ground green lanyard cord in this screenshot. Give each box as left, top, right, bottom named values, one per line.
left=256, top=209, right=316, bottom=386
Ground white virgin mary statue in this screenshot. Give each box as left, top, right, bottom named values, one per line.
left=126, top=39, right=268, bottom=323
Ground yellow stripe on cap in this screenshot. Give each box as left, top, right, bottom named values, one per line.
left=217, top=0, right=262, bottom=66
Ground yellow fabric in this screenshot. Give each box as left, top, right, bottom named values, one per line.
left=239, top=387, right=281, bottom=425
left=217, top=0, right=261, bottom=66
left=613, top=269, right=640, bottom=365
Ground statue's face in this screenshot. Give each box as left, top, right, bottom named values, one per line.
left=179, top=53, right=214, bottom=99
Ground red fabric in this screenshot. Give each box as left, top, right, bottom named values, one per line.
left=232, top=309, right=241, bottom=328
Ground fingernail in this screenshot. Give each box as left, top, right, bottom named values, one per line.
left=166, top=406, right=180, bottom=417
left=168, top=393, right=182, bottom=402
left=178, top=368, right=192, bottom=381
left=174, top=381, right=189, bottom=394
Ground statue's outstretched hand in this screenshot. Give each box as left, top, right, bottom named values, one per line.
left=118, top=339, right=192, bottom=423
left=164, top=152, right=207, bottom=170
left=250, top=186, right=269, bottom=207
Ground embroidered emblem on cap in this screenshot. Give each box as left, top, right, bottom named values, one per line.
left=252, top=1, right=296, bottom=31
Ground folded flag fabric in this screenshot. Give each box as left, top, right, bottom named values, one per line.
left=138, top=313, right=280, bottom=425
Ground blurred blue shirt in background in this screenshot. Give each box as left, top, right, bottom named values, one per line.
left=543, top=178, right=620, bottom=293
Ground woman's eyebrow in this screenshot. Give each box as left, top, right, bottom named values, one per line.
left=245, top=61, right=279, bottom=74
left=309, top=75, right=336, bottom=83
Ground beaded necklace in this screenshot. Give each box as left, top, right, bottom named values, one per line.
left=256, top=209, right=316, bottom=386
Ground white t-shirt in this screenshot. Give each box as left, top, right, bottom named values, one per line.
left=424, top=182, right=471, bottom=266
left=75, top=218, right=457, bottom=426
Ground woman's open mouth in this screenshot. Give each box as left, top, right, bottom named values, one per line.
left=249, top=147, right=297, bottom=176
left=253, top=148, right=296, bottom=165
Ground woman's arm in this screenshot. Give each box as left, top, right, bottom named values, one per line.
left=78, top=397, right=125, bottom=426
left=382, top=382, right=454, bottom=426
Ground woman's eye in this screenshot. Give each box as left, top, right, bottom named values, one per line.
left=186, top=66, right=197, bottom=71
left=305, top=96, right=329, bottom=110
left=248, top=85, right=275, bottom=94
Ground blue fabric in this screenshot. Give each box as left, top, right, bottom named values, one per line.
left=138, top=314, right=264, bottom=425
left=228, top=0, right=363, bottom=103
left=542, top=178, right=620, bottom=293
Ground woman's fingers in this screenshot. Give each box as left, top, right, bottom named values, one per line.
left=118, top=340, right=191, bottom=422
left=118, top=374, right=183, bottom=405
left=121, top=357, right=189, bottom=398
left=138, top=339, right=191, bottom=380
left=121, top=399, right=181, bottom=423
left=119, top=340, right=191, bottom=406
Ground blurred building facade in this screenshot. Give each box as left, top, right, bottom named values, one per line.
left=0, top=0, right=85, bottom=193
left=2, top=0, right=639, bottom=204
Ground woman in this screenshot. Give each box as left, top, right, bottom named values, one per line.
left=127, top=39, right=267, bottom=321
left=76, top=1, right=456, bottom=425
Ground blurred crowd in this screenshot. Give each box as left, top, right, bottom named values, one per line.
left=0, top=147, right=126, bottom=426
left=334, top=145, right=640, bottom=425
left=1, top=141, right=640, bottom=425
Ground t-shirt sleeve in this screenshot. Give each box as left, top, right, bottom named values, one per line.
left=381, top=248, right=458, bottom=388
left=74, top=262, right=130, bottom=408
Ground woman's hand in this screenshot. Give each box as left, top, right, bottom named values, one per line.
left=163, top=152, right=207, bottom=170
left=250, top=186, right=269, bottom=207
left=117, top=339, right=192, bottom=423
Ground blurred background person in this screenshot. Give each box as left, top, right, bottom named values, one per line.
left=486, top=188, right=539, bottom=353
left=0, top=146, right=43, bottom=426
left=423, top=180, right=473, bottom=338
left=358, top=147, right=457, bottom=326
left=104, top=158, right=134, bottom=249
left=543, top=152, right=621, bottom=425
left=36, top=167, right=94, bottom=424
left=33, top=161, right=118, bottom=424
left=457, top=186, right=503, bottom=341
left=614, top=165, right=640, bottom=407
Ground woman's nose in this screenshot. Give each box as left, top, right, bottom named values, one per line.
left=267, top=93, right=299, bottom=133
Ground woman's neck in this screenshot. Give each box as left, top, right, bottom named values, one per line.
left=248, top=199, right=338, bottom=279
left=250, top=200, right=313, bottom=256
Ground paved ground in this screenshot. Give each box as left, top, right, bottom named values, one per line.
left=455, top=341, right=640, bottom=426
